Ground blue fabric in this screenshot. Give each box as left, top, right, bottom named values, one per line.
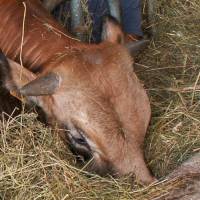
left=88, top=0, right=143, bottom=42
left=120, top=0, right=143, bottom=36
left=88, top=0, right=109, bottom=42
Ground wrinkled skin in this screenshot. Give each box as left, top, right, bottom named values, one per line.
left=0, top=0, right=155, bottom=184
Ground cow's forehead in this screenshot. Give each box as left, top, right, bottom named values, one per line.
left=52, top=43, right=133, bottom=72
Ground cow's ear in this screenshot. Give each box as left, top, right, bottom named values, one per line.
left=0, top=50, right=36, bottom=93
left=101, top=16, right=124, bottom=44
left=0, top=50, right=58, bottom=108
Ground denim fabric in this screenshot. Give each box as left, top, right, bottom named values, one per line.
left=88, top=0, right=143, bottom=42
left=120, top=0, right=143, bottom=36
left=88, top=0, right=109, bottom=42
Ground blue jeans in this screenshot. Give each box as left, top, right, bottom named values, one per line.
left=88, top=0, right=143, bottom=42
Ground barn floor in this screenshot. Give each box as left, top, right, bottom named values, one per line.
left=1, top=0, right=200, bottom=199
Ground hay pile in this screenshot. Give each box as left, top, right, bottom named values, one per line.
left=1, top=0, right=200, bottom=199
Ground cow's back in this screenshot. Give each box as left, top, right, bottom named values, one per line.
left=0, top=0, right=80, bottom=73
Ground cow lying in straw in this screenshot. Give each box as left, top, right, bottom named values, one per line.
left=0, top=0, right=155, bottom=184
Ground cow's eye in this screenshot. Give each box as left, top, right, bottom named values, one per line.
left=74, top=136, right=87, bottom=145
left=71, top=125, right=89, bottom=146
left=64, top=124, right=92, bottom=162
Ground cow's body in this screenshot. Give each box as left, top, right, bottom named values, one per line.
left=0, top=0, right=154, bottom=184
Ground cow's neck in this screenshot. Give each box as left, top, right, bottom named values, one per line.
left=0, top=0, right=87, bottom=73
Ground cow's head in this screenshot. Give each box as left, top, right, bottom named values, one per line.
left=0, top=17, right=155, bottom=184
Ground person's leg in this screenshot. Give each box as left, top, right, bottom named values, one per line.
left=120, top=0, right=143, bottom=37
left=88, top=0, right=109, bottom=43
left=88, top=0, right=143, bottom=42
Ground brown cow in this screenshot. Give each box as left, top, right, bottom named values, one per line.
left=0, top=0, right=154, bottom=184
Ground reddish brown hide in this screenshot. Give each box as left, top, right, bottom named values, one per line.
left=0, top=0, right=154, bottom=184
